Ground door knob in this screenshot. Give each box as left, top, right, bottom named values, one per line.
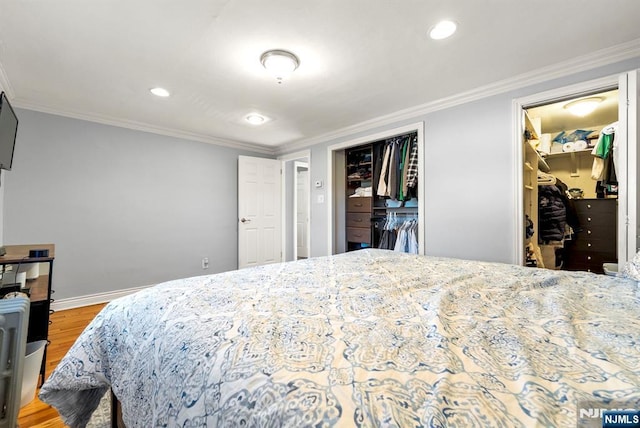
left=240, top=218, right=251, bottom=223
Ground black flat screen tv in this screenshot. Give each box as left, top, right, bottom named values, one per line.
left=0, top=92, right=18, bottom=170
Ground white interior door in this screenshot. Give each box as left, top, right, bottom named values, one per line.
left=238, top=156, right=282, bottom=269
left=295, top=163, right=309, bottom=259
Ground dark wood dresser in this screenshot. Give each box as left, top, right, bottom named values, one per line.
left=345, top=145, right=373, bottom=251
left=564, top=199, right=617, bottom=274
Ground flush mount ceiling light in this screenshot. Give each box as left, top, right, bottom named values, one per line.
left=563, top=97, right=603, bottom=117
left=429, top=20, right=457, bottom=40
left=245, top=113, right=269, bottom=125
left=150, top=87, right=170, bottom=97
left=260, top=49, right=300, bottom=83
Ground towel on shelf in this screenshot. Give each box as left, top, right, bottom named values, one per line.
left=349, top=186, right=372, bottom=197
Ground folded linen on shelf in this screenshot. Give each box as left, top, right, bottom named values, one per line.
left=349, top=186, right=372, bottom=197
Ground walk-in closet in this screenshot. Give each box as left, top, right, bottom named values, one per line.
left=342, top=132, right=419, bottom=253
left=522, top=89, right=619, bottom=273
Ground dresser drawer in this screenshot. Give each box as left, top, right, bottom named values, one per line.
left=574, top=226, right=616, bottom=241
left=346, top=212, right=371, bottom=228
left=346, top=227, right=371, bottom=244
left=568, top=236, right=616, bottom=253
left=573, top=199, right=618, bottom=223
left=572, top=199, right=617, bottom=216
left=575, top=214, right=616, bottom=230
left=347, top=197, right=372, bottom=213
left=565, top=251, right=616, bottom=273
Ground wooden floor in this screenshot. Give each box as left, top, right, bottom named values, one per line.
left=17, top=303, right=107, bottom=428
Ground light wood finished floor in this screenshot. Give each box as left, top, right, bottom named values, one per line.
left=17, top=303, right=107, bottom=428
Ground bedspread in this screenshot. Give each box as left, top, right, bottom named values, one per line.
left=40, top=249, right=640, bottom=427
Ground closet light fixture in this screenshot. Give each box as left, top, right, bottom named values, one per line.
left=245, top=113, right=269, bottom=125
left=563, top=97, right=603, bottom=117
left=150, top=87, right=170, bottom=97
left=260, top=50, right=300, bottom=82
left=429, top=20, right=457, bottom=40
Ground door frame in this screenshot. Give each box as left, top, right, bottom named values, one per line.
left=326, top=122, right=425, bottom=256
left=278, top=150, right=311, bottom=261
left=293, top=161, right=310, bottom=259
left=512, top=72, right=635, bottom=267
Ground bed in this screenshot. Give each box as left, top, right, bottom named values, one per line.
left=39, top=249, right=640, bottom=427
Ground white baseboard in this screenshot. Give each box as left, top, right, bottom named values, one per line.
left=51, top=285, right=150, bottom=311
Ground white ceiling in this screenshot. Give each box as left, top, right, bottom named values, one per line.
left=1, top=0, right=640, bottom=153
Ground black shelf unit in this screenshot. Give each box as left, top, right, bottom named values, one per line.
left=0, top=244, right=55, bottom=385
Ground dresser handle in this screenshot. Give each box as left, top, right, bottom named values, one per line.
left=587, top=217, right=591, bottom=221
left=587, top=204, right=591, bottom=209
left=587, top=230, right=591, bottom=234
left=587, top=243, right=591, bottom=247
left=587, top=256, right=591, bottom=260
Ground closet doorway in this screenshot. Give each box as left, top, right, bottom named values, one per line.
left=326, top=122, right=425, bottom=256
left=279, top=150, right=311, bottom=262
left=515, top=71, right=639, bottom=273
left=294, top=161, right=310, bottom=259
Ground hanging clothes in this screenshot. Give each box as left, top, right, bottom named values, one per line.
left=377, top=144, right=392, bottom=197
left=398, top=138, right=410, bottom=201
left=591, top=122, right=618, bottom=184
left=401, top=138, right=412, bottom=198
left=373, top=143, right=384, bottom=194
left=376, top=133, right=418, bottom=201
left=388, top=142, right=399, bottom=200
left=378, top=214, right=418, bottom=253
left=393, top=219, right=418, bottom=253
left=407, top=221, right=418, bottom=254
left=405, top=137, right=419, bottom=189
left=538, top=185, right=567, bottom=242
left=538, top=179, right=577, bottom=243
left=378, top=215, right=397, bottom=250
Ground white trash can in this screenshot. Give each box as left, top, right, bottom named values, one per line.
left=21, top=340, right=47, bottom=408
left=603, top=263, right=618, bottom=277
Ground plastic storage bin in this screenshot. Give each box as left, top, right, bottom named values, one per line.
left=21, top=340, right=47, bottom=407
left=603, top=263, right=618, bottom=277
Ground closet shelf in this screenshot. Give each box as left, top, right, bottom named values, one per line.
left=537, top=152, right=550, bottom=173
left=524, top=111, right=540, bottom=141
left=542, top=148, right=592, bottom=159
left=373, top=206, right=418, bottom=213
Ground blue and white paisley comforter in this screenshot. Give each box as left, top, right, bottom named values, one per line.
left=40, top=249, right=640, bottom=427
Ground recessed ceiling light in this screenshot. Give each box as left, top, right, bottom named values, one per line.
left=260, top=50, right=300, bottom=82
left=563, top=97, right=603, bottom=117
left=429, top=20, right=457, bottom=40
left=150, top=87, right=170, bottom=97
left=246, top=113, right=268, bottom=125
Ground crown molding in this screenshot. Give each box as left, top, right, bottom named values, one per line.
left=276, top=38, right=640, bottom=155
left=11, top=100, right=277, bottom=155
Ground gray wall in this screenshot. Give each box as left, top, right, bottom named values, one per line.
left=303, top=56, right=640, bottom=263
left=2, top=109, right=268, bottom=300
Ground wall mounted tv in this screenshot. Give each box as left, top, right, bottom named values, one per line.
left=0, top=91, right=18, bottom=171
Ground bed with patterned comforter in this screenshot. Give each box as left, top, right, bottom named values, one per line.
left=40, top=249, right=640, bottom=427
